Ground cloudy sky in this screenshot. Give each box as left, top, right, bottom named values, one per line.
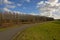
left=0, top=0, right=60, bottom=19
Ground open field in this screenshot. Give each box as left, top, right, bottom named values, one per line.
left=14, top=21, right=60, bottom=40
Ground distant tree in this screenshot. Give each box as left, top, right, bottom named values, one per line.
left=0, top=12, right=2, bottom=27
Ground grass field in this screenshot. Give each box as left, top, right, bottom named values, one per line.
left=14, top=21, right=60, bottom=40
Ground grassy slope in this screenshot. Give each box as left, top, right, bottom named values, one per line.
left=15, top=21, right=60, bottom=40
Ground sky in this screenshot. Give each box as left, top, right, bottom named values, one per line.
left=0, top=0, right=60, bottom=19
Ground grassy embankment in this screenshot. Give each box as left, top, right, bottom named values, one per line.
left=13, top=21, right=60, bottom=40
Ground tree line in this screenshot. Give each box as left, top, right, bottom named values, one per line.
left=0, top=12, right=54, bottom=28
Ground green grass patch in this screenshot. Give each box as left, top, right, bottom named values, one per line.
left=0, top=28, right=7, bottom=32
left=0, top=24, right=22, bottom=32
left=52, top=21, right=60, bottom=24
left=14, top=21, right=60, bottom=40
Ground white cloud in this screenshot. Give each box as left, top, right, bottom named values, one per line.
left=13, top=11, right=20, bottom=13
left=28, top=12, right=39, bottom=15
left=2, top=0, right=16, bottom=12
left=52, top=12, right=60, bottom=19
left=48, top=0, right=59, bottom=6
left=37, top=1, right=44, bottom=5
left=37, top=1, right=46, bottom=8
left=48, top=0, right=58, bottom=3
left=3, top=8, right=22, bottom=14
left=37, top=0, right=60, bottom=19
left=6, top=5, right=16, bottom=8
left=17, top=4, right=22, bottom=7
left=4, top=0, right=14, bottom=4
left=3, top=7, right=11, bottom=12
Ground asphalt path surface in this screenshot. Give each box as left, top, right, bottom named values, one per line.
left=0, top=24, right=37, bottom=40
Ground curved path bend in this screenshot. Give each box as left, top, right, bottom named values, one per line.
left=0, top=24, right=37, bottom=40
